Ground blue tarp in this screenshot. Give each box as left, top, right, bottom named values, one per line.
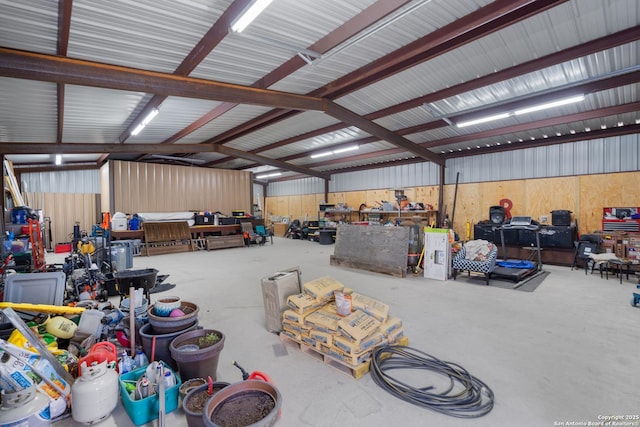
left=496, top=260, right=535, bottom=269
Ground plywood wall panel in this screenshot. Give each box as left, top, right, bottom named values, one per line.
left=578, top=172, right=640, bottom=233
left=252, top=172, right=640, bottom=237
left=445, top=182, right=482, bottom=231
left=525, top=177, right=577, bottom=224
left=414, top=186, right=439, bottom=209
left=300, top=195, right=319, bottom=220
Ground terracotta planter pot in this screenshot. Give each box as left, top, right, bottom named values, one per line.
left=202, top=380, right=281, bottom=427
left=182, top=383, right=229, bottom=427
left=169, top=329, right=225, bottom=382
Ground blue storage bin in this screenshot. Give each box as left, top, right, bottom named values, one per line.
left=119, top=362, right=181, bottom=426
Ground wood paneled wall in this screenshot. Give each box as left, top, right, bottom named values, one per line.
left=265, top=171, right=640, bottom=236
left=25, top=192, right=98, bottom=247
left=106, top=161, right=252, bottom=216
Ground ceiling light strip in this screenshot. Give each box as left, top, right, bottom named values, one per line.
left=310, top=145, right=359, bottom=158
left=131, top=108, right=159, bottom=136
left=231, top=0, right=272, bottom=33
left=456, top=95, right=585, bottom=128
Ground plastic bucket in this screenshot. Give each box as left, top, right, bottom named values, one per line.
left=139, top=322, right=199, bottom=371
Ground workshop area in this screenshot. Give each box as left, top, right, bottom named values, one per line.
left=1, top=0, right=639, bottom=426
left=44, top=237, right=636, bottom=427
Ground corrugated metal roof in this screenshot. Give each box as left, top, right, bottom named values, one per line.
left=68, top=0, right=231, bottom=73
left=0, top=0, right=638, bottom=177
left=0, top=0, right=58, bottom=54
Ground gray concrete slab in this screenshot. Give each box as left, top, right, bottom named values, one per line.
left=51, top=237, right=640, bottom=426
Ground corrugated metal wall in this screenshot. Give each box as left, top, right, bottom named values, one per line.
left=21, top=169, right=100, bottom=194
left=19, top=169, right=101, bottom=248
left=269, top=134, right=640, bottom=194
left=25, top=192, right=98, bottom=248
left=445, top=133, right=640, bottom=184
left=109, top=161, right=252, bottom=215
left=268, top=177, right=325, bottom=196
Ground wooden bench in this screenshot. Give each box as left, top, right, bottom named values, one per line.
left=141, top=221, right=194, bottom=256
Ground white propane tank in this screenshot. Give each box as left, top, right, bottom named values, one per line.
left=0, top=387, right=51, bottom=427
left=71, top=359, right=119, bottom=424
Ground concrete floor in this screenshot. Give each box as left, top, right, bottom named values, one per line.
left=51, top=236, right=639, bottom=427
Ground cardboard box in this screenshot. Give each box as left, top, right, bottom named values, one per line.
left=261, top=271, right=302, bottom=333
left=286, top=293, right=325, bottom=315
left=303, top=276, right=344, bottom=301
left=350, top=292, right=389, bottom=322
left=424, top=228, right=451, bottom=280
left=337, top=310, right=381, bottom=344
left=273, top=223, right=289, bottom=237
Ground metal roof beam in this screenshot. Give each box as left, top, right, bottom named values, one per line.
left=0, top=48, right=324, bottom=111
left=324, top=102, right=443, bottom=165
left=0, top=143, right=219, bottom=155
left=211, top=145, right=329, bottom=180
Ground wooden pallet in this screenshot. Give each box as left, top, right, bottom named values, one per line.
left=279, top=333, right=409, bottom=380
left=280, top=333, right=370, bottom=379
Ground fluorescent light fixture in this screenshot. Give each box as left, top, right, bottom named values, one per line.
left=231, top=0, right=272, bottom=33
left=456, top=113, right=510, bottom=128
left=455, top=95, right=585, bottom=128
left=255, top=172, right=281, bottom=179
left=310, top=145, right=359, bottom=159
left=310, top=151, right=333, bottom=159
left=131, top=108, right=159, bottom=136
left=332, top=145, right=360, bottom=154
left=514, top=95, right=584, bottom=115
left=55, top=154, right=62, bottom=165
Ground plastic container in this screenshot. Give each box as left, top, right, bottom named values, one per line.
left=76, top=309, right=105, bottom=339
left=134, top=349, right=149, bottom=369
left=45, top=316, right=77, bottom=339
left=4, top=271, right=65, bottom=306
left=119, top=362, right=181, bottom=426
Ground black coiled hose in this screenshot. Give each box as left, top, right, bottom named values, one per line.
left=370, top=345, right=494, bottom=418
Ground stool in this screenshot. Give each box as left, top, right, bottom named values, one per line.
left=606, top=259, right=632, bottom=284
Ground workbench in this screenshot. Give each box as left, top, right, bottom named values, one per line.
left=111, top=224, right=241, bottom=241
